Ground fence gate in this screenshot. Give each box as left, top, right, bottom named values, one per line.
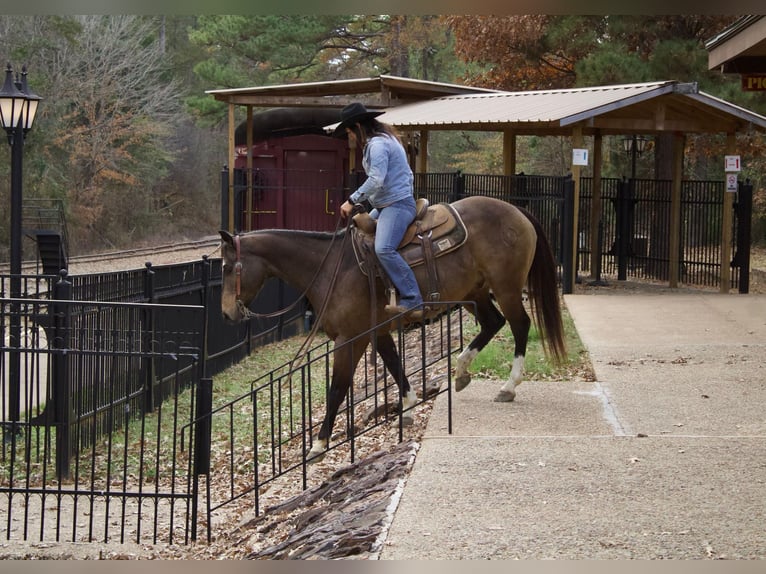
left=1, top=287, right=209, bottom=544
left=579, top=177, right=753, bottom=292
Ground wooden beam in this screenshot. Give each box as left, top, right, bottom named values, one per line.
left=227, top=103, right=235, bottom=233
left=418, top=130, right=429, bottom=173
left=571, top=126, right=583, bottom=290
left=720, top=133, right=736, bottom=293
left=589, top=131, right=603, bottom=279
left=245, top=106, right=253, bottom=232
left=669, top=132, right=684, bottom=288
left=502, top=130, right=516, bottom=176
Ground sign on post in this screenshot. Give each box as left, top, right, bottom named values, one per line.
left=726, top=173, right=738, bottom=193
left=572, top=148, right=588, bottom=166
left=725, top=155, right=741, bottom=172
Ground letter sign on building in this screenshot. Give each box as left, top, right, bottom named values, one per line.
left=742, top=75, right=766, bottom=91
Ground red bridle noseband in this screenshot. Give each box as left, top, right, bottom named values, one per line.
left=233, top=234, right=243, bottom=298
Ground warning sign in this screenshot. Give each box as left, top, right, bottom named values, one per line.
left=726, top=173, right=738, bottom=192
left=725, top=155, right=741, bottom=172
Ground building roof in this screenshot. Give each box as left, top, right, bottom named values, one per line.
left=207, top=74, right=500, bottom=109
left=706, top=15, right=766, bottom=73
left=328, top=80, right=766, bottom=136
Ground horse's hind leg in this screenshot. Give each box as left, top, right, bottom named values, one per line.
left=492, top=290, right=531, bottom=402
left=455, top=292, right=506, bottom=391
left=375, top=333, right=417, bottom=425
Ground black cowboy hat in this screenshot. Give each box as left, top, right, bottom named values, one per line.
left=332, top=102, right=384, bottom=137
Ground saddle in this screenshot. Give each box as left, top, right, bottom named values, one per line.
left=350, top=198, right=468, bottom=303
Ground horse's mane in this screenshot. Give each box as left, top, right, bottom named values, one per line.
left=240, top=228, right=346, bottom=241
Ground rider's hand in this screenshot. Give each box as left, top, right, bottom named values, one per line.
left=340, top=200, right=354, bottom=221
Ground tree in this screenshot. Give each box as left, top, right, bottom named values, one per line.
left=40, top=16, right=182, bottom=250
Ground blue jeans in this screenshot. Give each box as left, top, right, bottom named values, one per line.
left=373, top=196, right=423, bottom=307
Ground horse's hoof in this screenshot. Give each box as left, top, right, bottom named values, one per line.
left=306, top=449, right=326, bottom=464
left=402, top=414, right=414, bottom=427
left=494, top=390, right=516, bottom=402
left=455, top=374, right=472, bottom=392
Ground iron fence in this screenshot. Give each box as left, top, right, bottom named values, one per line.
left=1, top=295, right=207, bottom=544
left=579, top=178, right=751, bottom=290
left=200, top=302, right=467, bottom=528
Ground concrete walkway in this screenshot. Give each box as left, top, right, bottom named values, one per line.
left=379, top=292, right=766, bottom=559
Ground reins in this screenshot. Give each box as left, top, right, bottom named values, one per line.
left=231, top=218, right=348, bottom=322
left=230, top=208, right=361, bottom=373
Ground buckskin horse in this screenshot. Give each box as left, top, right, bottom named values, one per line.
left=219, top=195, right=566, bottom=461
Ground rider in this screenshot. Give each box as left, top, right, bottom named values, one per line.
left=337, top=102, right=424, bottom=321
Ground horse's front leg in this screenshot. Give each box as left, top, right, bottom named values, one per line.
left=375, top=332, right=417, bottom=425
left=307, top=338, right=366, bottom=463
left=455, top=296, right=506, bottom=391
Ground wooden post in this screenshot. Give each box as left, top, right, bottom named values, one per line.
left=589, top=131, right=603, bottom=279
left=245, top=106, right=253, bottom=232
left=571, top=126, right=583, bottom=289
left=669, top=132, right=684, bottom=288
left=720, top=133, right=736, bottom=293
left=503, top=130, right=516, bottom=176
left=417, top=130, right=429, bottom=174
left=227, top=103, right=235, bottom=233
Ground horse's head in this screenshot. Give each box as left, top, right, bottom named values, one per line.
left=219, top=230, right=268, bottom=322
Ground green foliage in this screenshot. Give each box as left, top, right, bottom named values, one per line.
left=464, top=306, right=591, bottom=381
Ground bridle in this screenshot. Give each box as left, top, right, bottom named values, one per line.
left=227, top=214, right=354, bottom=321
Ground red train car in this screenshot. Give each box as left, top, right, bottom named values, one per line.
left=232, top=108, right=363, bottom=232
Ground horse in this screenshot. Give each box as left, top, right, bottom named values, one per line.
left=219, top=195, right=566, bottom=461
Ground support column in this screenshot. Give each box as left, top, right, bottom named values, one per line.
left=589, top=131, right=603, bottom=279
left=227, top=103, right=235, bottom=233
left=720, top=133, right=736, bottom=293
left=669, top=132, right=684, bottom=288
left=503, top=130, right=516, bottom=176
left=417, top=130, right=429, bottom=174
left=570, top=126, right=583, bottom=289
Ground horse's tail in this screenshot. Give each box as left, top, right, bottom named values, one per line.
left=519, top=207, right=567, bottom=364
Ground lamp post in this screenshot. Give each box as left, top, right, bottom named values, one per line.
left=622, top=135, right=647, bottom=180
left=0, top=63, right=40, bottom=431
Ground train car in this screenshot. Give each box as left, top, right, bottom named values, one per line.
left=231, top=107, right=363, bottom=233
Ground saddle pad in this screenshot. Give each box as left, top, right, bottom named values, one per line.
left=351, top=203, right=468, bottom=276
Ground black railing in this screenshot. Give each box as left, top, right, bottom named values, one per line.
left=202, top=302, right=467, bottom=524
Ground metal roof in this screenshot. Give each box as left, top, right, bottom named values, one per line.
left=343, top=80, right=766, bottom=136
left=207, top=74, right=500, bottom=108
left=706, top=15, right=766, bottom=73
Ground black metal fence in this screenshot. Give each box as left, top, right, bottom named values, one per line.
left=1, top=257, right=307, bottom=543
left=201, top=302, right=466, bottom=528
left=579, top=177, right=753, bottom=291
left=1, top=293, right=206, bottom=544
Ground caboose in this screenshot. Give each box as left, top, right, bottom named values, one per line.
left=228, top=107, right=364, bottom=233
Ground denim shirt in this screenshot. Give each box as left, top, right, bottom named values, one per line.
left=348, top=133, right=414, bottom=209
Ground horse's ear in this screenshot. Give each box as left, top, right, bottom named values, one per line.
left=219, top=230, right=234, bottom=246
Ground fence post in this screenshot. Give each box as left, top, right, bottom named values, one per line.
left=201, top=255, right=211, bottom=378
left=142, top=262, right=156, bottom=413
left=191, top=376, right=213, bottom=542
left=451, top=171, right=465, bottom=202
left=561, top=177, right=575, bottom=294
left=735, top=179, right=753, bottom=294
left=52, top=270, right=72, bottom=480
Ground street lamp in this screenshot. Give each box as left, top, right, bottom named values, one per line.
left=622, top=135, right=647, bottom=180
left=0, top=63, right=40, bottom=432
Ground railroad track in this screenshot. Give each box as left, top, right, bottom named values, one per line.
left=1, top=235, right=222, bottom=275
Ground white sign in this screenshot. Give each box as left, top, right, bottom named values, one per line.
left=725, top=155, right=741, bottom=172
left=572, top=148, right=589, bottom=166
left=726, top=173, right=738, bottom=192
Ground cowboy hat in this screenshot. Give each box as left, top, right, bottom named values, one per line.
left=332, top=102, right=384, bottom=137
